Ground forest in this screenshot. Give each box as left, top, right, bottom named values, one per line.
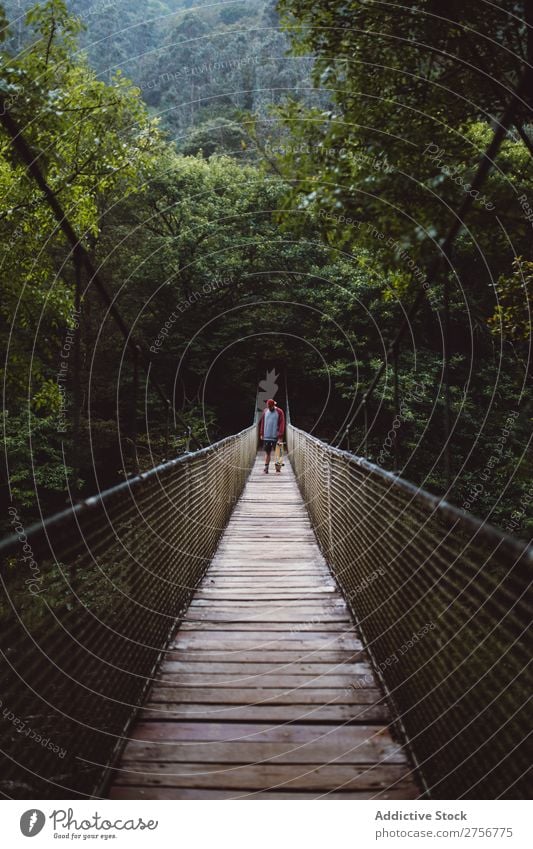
left=0, top=0, right=532, bottom=536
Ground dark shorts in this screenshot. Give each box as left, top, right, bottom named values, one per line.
left=263, top=439, right=277, bottom=453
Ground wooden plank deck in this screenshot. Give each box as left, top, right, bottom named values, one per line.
left=108, top=452, right=420, bottom=799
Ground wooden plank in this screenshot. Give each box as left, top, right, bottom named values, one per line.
left=182, top=613, right=352, bottom=624
left=211, top=548, right=324, bottom=552
left=109, top=762, right=416, bottom=792
left=138, top=703, right=391, bottom=722
left=194, top=592, right=338, bottom=599
left=188, top=599, right=347, bottom=608
left=199, top=580, right=336, bottom=586
left=187, top=598, right=348, bottom=617
left=208, top=568, right=328, bottom=573
left=228, top=511, right=310, bottom=517
left=206, top=570, right=330, bottom=576
left=154, top=673, right=373, bottom=689
left=199, top=580, right=335, bottom=585
left=209, top=556, right=328, bottom=562
left=127, top=722, right=384, bottom=744
left=191, top=596, right=340, bottom=602
left=171, top=629, right=361, bottom=642
left=216, top=532, right=318, bottom=536
left=178, top=622, right=354, bottom=632
left=203, top=581, right=332, bottom=586
left=198, top=588, right=335, bottom=593
left=182, top=615, right=352, bottom=624
left=120, top=735, right=406, bottom=765
left=158, top=661, right=372, bottom=675
left=162, top=650, right=367, bottom=663
left=209, top=557, right=324, bottom=567
left=109, top=786, right=418, bottom=800
left=208, top=558, right=327, bottom=563
left=189, top=605, right=343, bottom=612
left=208, top=558, right=327, bottom=562
left=202, top=571, right=330, bottom=576
left=146, top=687, right=384, bottom=705
left=170, top=629, right=362, bottom=656
left=205, top=577, right=330, bottom=583
left=217, top=540, right=317, bottom=545
left=220, top=524, right=314, bottom=529
left=193, top=595, right=338, bottom=601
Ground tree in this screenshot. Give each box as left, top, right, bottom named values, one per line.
left=0, top=0, right=161, bottom=518
left=271, top=0, right=533, bottom=531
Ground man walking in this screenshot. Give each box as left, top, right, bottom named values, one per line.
left=258, top=399, right=285, bottom=474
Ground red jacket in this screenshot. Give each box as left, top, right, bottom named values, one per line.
left=259, top=406, right=285, bottom=439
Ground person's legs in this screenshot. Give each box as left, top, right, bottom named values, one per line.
left=263, top=440, right=274, bottom=471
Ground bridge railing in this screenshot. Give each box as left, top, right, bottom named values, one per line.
left=286, top=424, right=532, bottom=799
left=0, top=425, right=257, bottom=799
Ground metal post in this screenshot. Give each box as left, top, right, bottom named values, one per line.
left=393, top=344, right=400, bottom=474
left=363, top=397, right=368, bottom=456
left=132, top=346, right=139, bottom=474
left=284, top=371, right=291, bottom=425
left=72, top=248, right=82, bottom=493
left=442, top=265, right=452, bottom=492
left=165, top=401, right=170, bottom=460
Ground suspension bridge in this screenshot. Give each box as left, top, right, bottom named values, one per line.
left=0, top=395, right=530, bottom=800
left=0, top=68, right=531, bottom=801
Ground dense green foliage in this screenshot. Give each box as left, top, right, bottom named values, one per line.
left=0, top=0, right=531, bottom=539
left=1, top=0, right=161, bottom=509
left=1, top=0, right=321, bottom=151
left=0, top=0, right=334, bottom=522
left=272, top=0, right=533, bottom=530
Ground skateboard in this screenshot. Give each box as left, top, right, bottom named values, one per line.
left=274, top=441, right=285, bottom=473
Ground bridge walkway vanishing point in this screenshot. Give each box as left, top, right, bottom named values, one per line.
left=108, top=452, right=419, bottom=799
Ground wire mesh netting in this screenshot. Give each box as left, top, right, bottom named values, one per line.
left=0, top=426, right=257, bottom=799
left=287, top=424, right=532, bottom=800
